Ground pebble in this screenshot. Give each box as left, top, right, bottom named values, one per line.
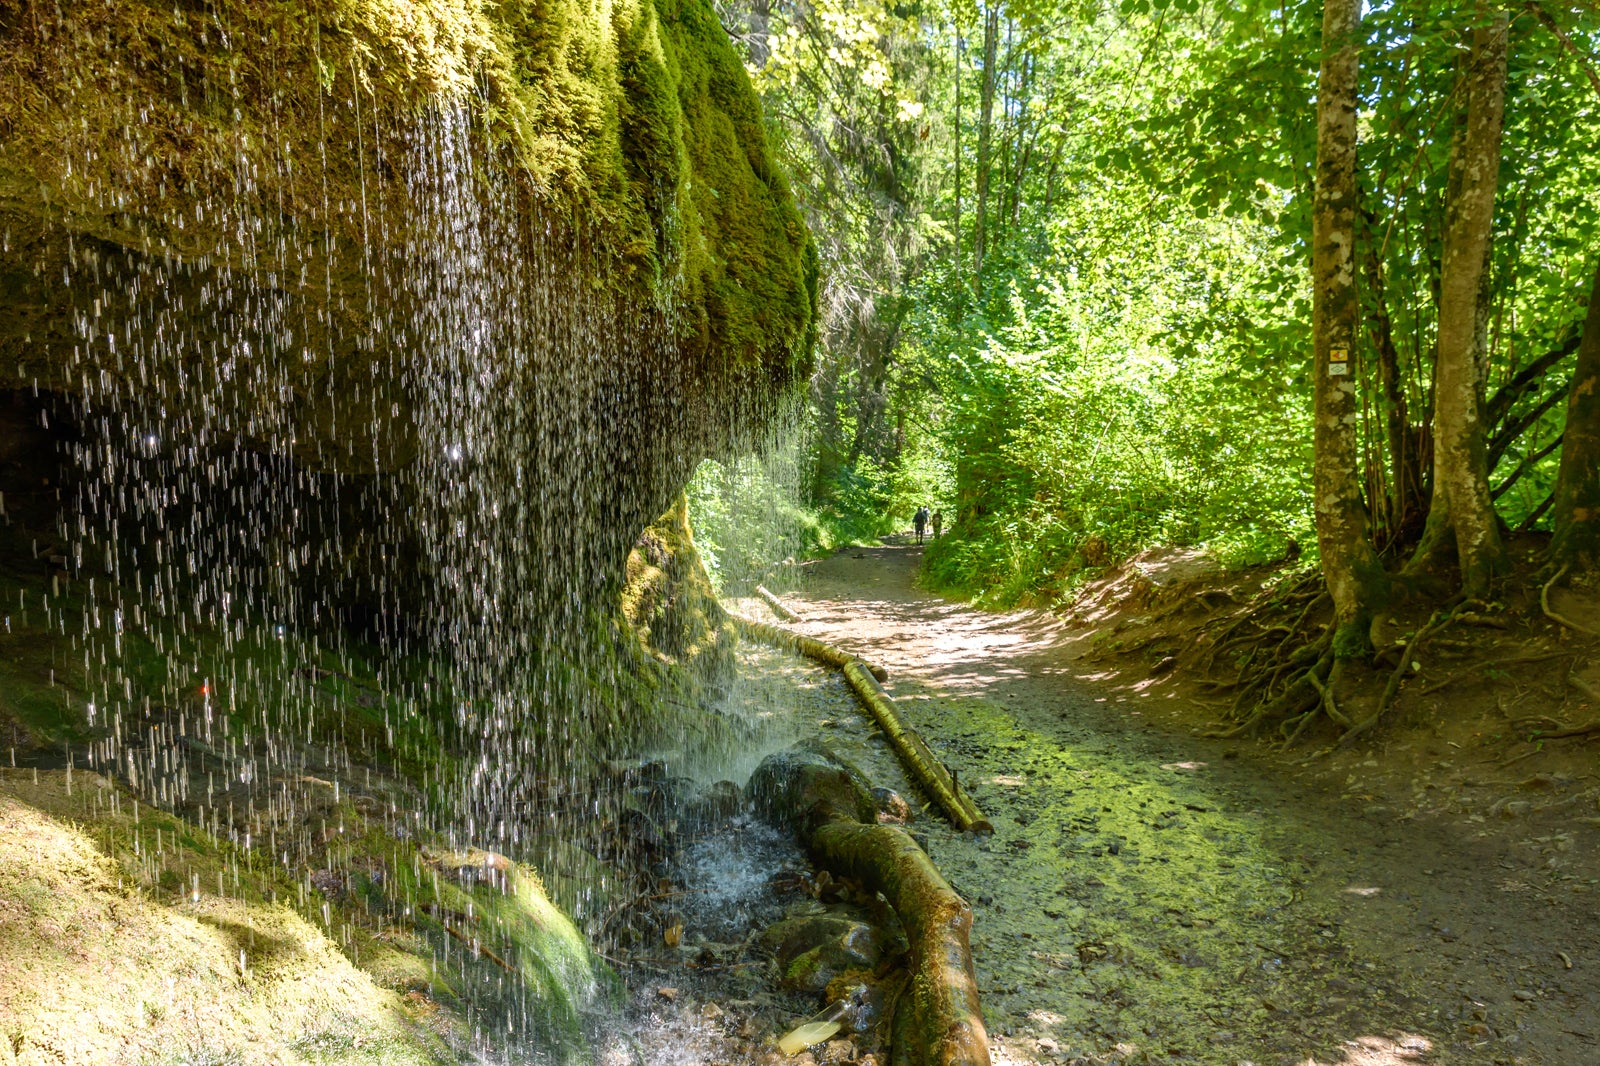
left=1513, top=989, right=1535, bottom=1002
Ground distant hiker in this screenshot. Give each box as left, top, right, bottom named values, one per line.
left=931, top=509, right=943, bottom=539
left=914, top=505, right=930, bottom=544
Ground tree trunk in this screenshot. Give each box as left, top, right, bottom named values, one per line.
left=733, top=615, right=889, bottom=681
left=972, top=1, right=999, bottom=283
left=1311, top=0, right=1388, bottom=654
left=842, top=661, right=992, bottom=834
left=1427, top=12, right=1511, bottom=597
left=1359, top=214, right=1422, bottom=542
left=1549, top=258, right=1600, bottom=570
left=746, top=0, right=771, bottom=67
left=953, top=32, right=962, bottom=291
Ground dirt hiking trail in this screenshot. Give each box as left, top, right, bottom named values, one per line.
left=752, top=542, right=1600, bottom=1066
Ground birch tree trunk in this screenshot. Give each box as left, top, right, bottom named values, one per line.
left=1549, top=258, right=1600, bottom=571
left=972, top=1, right=998, bottom=282
left=1429, top=12, right=1511, bottom=597
left=1311, top=0, right=1388, bottom=655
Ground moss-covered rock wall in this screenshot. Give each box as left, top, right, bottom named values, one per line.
left=0, top=0, right=814, bottom=383
left=0, top=5, right=797, bottom=1051
left=0, top=0, right=814, bottom=633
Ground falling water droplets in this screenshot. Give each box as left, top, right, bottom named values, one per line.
left=1, top=6, right=814, bottom=1055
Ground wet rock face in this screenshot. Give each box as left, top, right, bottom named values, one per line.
left=0, top=0, right=814, bottom=620
left=749, top=744, right=880, bottom=835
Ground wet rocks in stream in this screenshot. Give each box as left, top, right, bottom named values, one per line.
left=761, top=902, right=904, bottom=993
left=595, top=755, right=917, bottom=1062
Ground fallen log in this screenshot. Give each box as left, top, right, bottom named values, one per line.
left=732, top=615, right=890, bottom=681
left=841, top=662, right=993, bottom=835
left=756, top=584, right=803, bottom=622
left=751, top=745, right=991, bottom=1066
left=733, top=615, right=990, bottom=833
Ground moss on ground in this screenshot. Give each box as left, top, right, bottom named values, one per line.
left=0, top=769, right=455, bottom=1066
left=0, top=764, right=616, bottom=1065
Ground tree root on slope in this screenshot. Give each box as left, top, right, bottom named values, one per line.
left=751, top=745, right=991, bottom=1066
left=1541, top=564, right=1600, bottom=638
left=1337, top=610, right=1454, bottom=748
left=1195, top=560, right=1596, bottom=748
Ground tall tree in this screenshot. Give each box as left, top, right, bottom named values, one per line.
left=1311, top=0, right=1388, bottom=654
left=1549, top=257, right=1600, bottom=571
left=973, top=0, right=999, bottom=281
left=724, top=0, right=938, bottom=507
left=1421, top=11, right=1512, bottom=596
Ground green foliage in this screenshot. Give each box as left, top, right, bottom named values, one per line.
left=917, top=214, right=1316, bottom=605
left=726, top=0, right=1600, bottom=602
left=685, top=446, right=830, bottom=593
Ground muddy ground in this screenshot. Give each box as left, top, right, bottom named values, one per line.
left=723, top=540, right=1600, bottom=1066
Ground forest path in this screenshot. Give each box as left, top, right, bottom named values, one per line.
left=761, top=542, right=1600, bottom=1066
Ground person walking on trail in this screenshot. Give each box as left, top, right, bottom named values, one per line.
left=931, top=509, right=943, bottom=540
left=914, top=505, right=929, bottom=545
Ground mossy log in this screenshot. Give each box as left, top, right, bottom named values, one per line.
left=841, top=662, right=993, bottom=835
left=732, top=616, right=889, bottom=681
left=751, top=746, right=990, bottom=1066
left=733, top=615, right=991, bottom=833
left=756, top=584, right=803, bottom=622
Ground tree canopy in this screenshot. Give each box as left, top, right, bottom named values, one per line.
left=704, top=0, right=1600, bottom=613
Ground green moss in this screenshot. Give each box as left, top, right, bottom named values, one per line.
left=1332, top=620, right=1373, bottom=660
left=0, top=0, right=815, bottom=391
left=622, top=493, right=735, bottom=673
left=785, top=947, right=823, bottom=987
left=0, top=770, right=461, bottom=1065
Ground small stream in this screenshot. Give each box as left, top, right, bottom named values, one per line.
left=589, top=642, right=821, bottom=1065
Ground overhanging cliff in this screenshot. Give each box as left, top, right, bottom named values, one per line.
left=0, top=0, right=816, bottom=624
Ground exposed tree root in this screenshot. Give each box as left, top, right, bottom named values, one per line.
left=1566, top=673, right=1600, bottom=708
left=1339, top=611, right=1454, bottom=748
left=1206, top=636, right=1333, bottom=740
left=751, top=745, right=991, bottom=1066
left=1517, top=718, right=1600, bottom=740
left=1493, top=651, right=1580, bottom=667
left=1276, top=592, right=1333, bottom=656
left=1306, top=662, right=1353, bottom=730
left=1194, top=571, right=1324, bottom=677
left=1189, top=550, right=1591, bottom=749
left=1541, top=565, right=1600, bottom=638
